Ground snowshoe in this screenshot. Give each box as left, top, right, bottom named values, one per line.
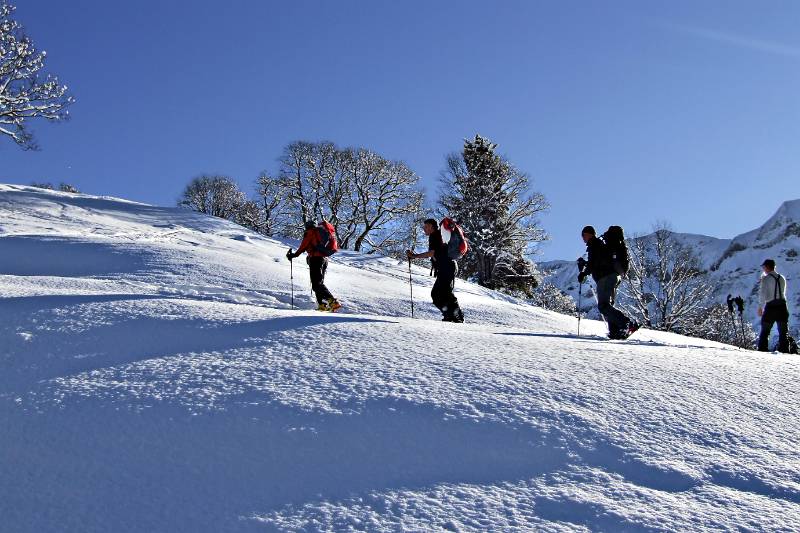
left=327, top=298, right=342, bottom=312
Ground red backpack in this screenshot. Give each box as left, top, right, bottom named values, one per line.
left=440, top=218, right=468, bottom=260
left=315, top=221, right=339, bottom=257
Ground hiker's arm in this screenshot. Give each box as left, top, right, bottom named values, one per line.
left=406, top=249, right=434, bottom=260
left=292, top=232, right=312, bottom=258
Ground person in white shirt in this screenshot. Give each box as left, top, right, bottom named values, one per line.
left=757, top=258, right=789, bottom=352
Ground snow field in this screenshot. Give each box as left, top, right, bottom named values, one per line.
left=1, top=184, right=799, bottom=531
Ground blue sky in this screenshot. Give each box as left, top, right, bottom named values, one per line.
left=3, top=0, right=799, bottom=261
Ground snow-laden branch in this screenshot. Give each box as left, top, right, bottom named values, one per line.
left=0, top=3, right=73, bottom=150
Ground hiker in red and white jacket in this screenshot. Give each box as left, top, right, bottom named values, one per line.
left=287, top=220, right=341, bottom=312
left=406, top=218, right=464, bottom=323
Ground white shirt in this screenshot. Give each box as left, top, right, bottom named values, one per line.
left=759, top=271, right=787, bottom=306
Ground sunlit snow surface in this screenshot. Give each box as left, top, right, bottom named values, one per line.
left=1, top=184, right=799, bottom=532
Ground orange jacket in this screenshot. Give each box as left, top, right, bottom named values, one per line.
left=296, top=227, right=325, bottom=257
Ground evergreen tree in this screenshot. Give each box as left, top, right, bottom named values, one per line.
left=440, top=134, right=548, bottom=296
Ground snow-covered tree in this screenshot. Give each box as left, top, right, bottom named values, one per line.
left=232, top=199, right=263, bottom=234
left=343, top=148, right=423, bottom=252
left=530, top=282, right=577, bottom=315
left=1, top=3, right=73, bottom=149
left=621, top=223, right=712, bottom=333
left=439, top=134, right=548, bottom=296
left=178, top=175, right=246, bottom=221
left=271, top=141, right=424, bottom=253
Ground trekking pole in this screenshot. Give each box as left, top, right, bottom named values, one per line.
left=408, top=257, right=415, bottom=318
left=726, top=295, right=738, bottom=346
left=735, top=296, right=746, bottom=348
left=288, top=248, right=295, bottom=310
left=577, top=280, right=583, bottom=336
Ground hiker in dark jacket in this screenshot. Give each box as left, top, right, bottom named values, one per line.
left=406, top=218, right=464, bottom=323
left=577, top=225, right=637, bottom=339
left=757, top=258, right=789, bottom=352
left=287, top=220, right=340, bottom=312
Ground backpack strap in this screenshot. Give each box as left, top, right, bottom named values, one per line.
left=769, top=272, right=784, bottom=301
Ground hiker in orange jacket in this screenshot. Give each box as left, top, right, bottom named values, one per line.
left=287, top=220, right=341, bottom=311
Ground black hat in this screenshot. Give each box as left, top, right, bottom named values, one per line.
left=424, top=218, right=438, bottom=228
left=761, top=259, right=776, bottom=269
left=305, top=220, right=317, bottom=230
left=581, top=225, right=596, bottom=236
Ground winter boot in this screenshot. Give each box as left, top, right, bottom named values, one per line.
left=317, top=301, right=330, bottom=312
left=622, top=320, right=640, bottom=339
left=327, top=298, right=341, bottom=312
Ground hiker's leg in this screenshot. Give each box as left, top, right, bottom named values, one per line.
left=758, top=313, right=775, bottom=352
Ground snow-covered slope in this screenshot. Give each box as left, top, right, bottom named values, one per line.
left=2, top=184, right=799, bottom=532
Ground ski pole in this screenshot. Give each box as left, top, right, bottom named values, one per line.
left=734, top=296, right=746, bottom=348
left=408, top=257, right=415, bottom=318
left=577, top=280, right=583, bottom=336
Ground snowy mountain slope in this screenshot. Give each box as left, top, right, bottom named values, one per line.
left=2, top=184, right=800, bottom=532
left=543, top=205, right=799, bottom=333
left=709, top=200, right=800, bottom=325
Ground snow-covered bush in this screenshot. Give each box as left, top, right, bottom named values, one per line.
left=30, top=181, right=78, bottom=193
left=530, top=282, right=577, bottom=315
left=683, top=303, right=756, bottom=349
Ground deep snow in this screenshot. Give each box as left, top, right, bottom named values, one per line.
left=1, top=184, right=799, bottom=532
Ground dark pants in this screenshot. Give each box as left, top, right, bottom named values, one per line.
left=432, top=260, right=463, bottom=321
left=595, top=274, right=631, bottom=335
left=307, top=256, right=333, bottom=304
left=758, top=300, right=789, bottom=352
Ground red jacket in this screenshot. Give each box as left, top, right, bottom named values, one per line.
left=296, top=228, right=325, bottom=257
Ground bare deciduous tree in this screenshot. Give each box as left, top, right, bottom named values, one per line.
left=349, top=154, right=423, bottom=252
left=1, top=3, right=73, bottom=149
left=254, top=173, right=292, bottom=237
left=621, top=222, right=712, bottom=332
left=270, top=141, right=424, bottom=254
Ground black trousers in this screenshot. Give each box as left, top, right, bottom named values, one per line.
left=595, top=274, right=631, bottom=335
left=431, top=260, right=462, bottom=320
left=758, top=299, right=789, bottom=352
left=307, top=256, right=333, bottom=304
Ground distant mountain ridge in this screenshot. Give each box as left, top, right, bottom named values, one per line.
left=541, top=200, right=800, bottom=333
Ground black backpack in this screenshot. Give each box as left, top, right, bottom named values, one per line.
left=602, top=225, right=629, bottom=276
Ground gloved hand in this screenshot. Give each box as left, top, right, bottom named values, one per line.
left=286, top=249, right=295, bottom=261
left=577, top=271, right=588, bottom=283
left=576, top=257, right=587, bottom=270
